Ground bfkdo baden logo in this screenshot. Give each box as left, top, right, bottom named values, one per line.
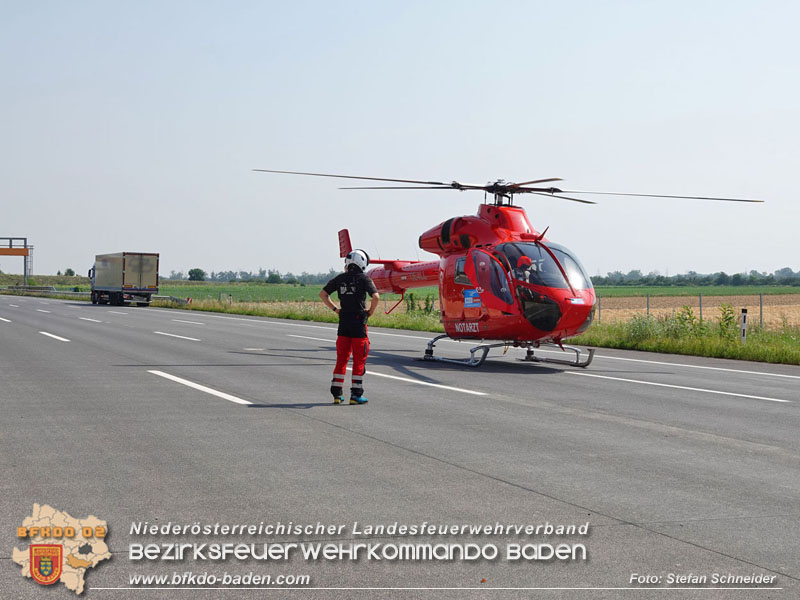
left=13, top=503, right=112, bottom=595
left=30, top=544, right=63, bottom=585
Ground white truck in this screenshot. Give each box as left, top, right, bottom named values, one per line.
left=89, top=252, right=159, bottom=306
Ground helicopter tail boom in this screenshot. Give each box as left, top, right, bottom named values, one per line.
left=367, top=260, right=440, bottom=295
left=337, top=228, right=438, bottom=293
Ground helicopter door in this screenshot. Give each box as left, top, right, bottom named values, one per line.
left=464, top=249, right=518, bottom=313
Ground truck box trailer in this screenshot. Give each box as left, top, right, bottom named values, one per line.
left=89, top=252, right=159, bottom=306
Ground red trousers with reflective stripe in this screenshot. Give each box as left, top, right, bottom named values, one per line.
left=334, top=335, right=369, bottom=380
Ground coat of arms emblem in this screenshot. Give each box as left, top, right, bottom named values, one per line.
left=30, top=544, right=62, bottom=585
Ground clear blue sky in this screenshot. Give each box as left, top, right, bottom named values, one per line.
left=2, top=0, right=797, bottom=278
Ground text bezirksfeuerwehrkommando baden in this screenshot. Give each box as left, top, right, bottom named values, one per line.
left=128, top=521, right=590, bottom=563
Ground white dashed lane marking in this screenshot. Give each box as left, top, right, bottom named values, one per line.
left=148, top=371, right=252, bottom=405
left=39, top=331, right=70, bottom=342
left=154, top=331, right=201, bottom=342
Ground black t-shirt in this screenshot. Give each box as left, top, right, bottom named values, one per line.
left=323, top=270, right=378, bottom=338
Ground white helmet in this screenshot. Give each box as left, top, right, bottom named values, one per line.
left=345, top=249, right=369, bottom=272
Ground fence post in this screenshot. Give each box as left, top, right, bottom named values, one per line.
left=740, top=308, right=748, bottom=343
left=646, top=294, right=650, bottom=317
left=597, top=295, right=601, bottom=321
left=699, top=292, right=703, bottom=321
left=759, top=293, right=763, bottom=328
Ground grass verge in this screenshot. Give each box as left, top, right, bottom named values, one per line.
left=571, top=308, right=800, bottom=365
left=152, top=298, right=445, bottom=333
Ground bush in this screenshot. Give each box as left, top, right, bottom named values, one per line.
left=404, top=293, right=418, bottom=313
left=625, top=314, right=658, bottom=341
left=718, top=303, right=737, bottom=340
left=404, top=292, right=435, bottom=314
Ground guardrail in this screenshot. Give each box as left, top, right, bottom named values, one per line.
left=6, top=285, right=57, bottom=292
left=0, top=288, right=188, bottom=305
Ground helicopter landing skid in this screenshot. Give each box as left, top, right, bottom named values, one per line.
left=419, top=335, right=496, bottom=368
left=419, top=335, right=594, bottom=368
left=518, top=343, right=595, bottom=368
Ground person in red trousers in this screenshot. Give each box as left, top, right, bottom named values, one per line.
left=319, top=250, right=380, bottom=405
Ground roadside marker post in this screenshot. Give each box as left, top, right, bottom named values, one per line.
left=740, top=308, right=748, bottom=343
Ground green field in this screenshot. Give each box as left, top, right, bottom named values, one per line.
left=2, top=273, right=798, bottom=301
left=159, top=283, right=800, bottom=301
left=160, top=282, right=328, bottom=302
left=157, top=282, right=439, bottom=304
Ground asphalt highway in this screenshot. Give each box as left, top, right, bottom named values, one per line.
left=1, top=295, right=798, bottom=599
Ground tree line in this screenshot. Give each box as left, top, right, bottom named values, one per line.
left=166, top=268, right=339, bottom=285
left=592, top=267, right=800, bottom=287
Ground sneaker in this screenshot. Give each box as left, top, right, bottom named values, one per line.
left=333, top=396, right=343, bottom=405
left=350, top=396, right=368, bottom=405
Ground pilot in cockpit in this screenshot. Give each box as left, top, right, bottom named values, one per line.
left=514, top=255, right=533, bottom=283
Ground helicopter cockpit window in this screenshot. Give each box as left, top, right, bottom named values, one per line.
left=545, top=242, right=593, bottom=290
left=454, top=257, right=471, bottom=285
left=495, top=242, right=569, bottom=289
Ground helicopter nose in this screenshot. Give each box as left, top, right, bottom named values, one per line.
left=557, top=294, right=595, bottom=335
left=575, top=303, right=595, bottom=334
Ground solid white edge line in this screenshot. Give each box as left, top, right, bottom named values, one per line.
left=566, top=372, right=791, bottom=403
left=154, top=331, right=201, bottom=342
left=9, top=304, right=20, bottom=307
left=0, top=317, right=10, bottom=323
left=148, top=370, right=252, bottom=405
left=79, top=317, right=102, bottom=323
left=36, top=309, right=51, bottom=313
left=39, top=331, right=70, bottom=342
left=108, top=311, right=128, bottom=315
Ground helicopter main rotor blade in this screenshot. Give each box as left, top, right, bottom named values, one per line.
left=253, top=169, right=456, bottom=187
left=530, top=192, right=597, bottom=205
left=509, top=178, right=563, bottom=187
left=340, top=183, right=491, bottom=190
left=339, top=186, right=466, bottom=190
left=559, top=190, right=764, bottom=203
left=254, top=169, right=764, bottom=203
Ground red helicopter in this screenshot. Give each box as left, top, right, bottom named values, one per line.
left=255, top=169, right=762, bottom=367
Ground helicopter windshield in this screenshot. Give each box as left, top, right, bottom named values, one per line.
left=495, top=242, right=593, bottom=290
left=545, top=242, right=593, bottom=290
